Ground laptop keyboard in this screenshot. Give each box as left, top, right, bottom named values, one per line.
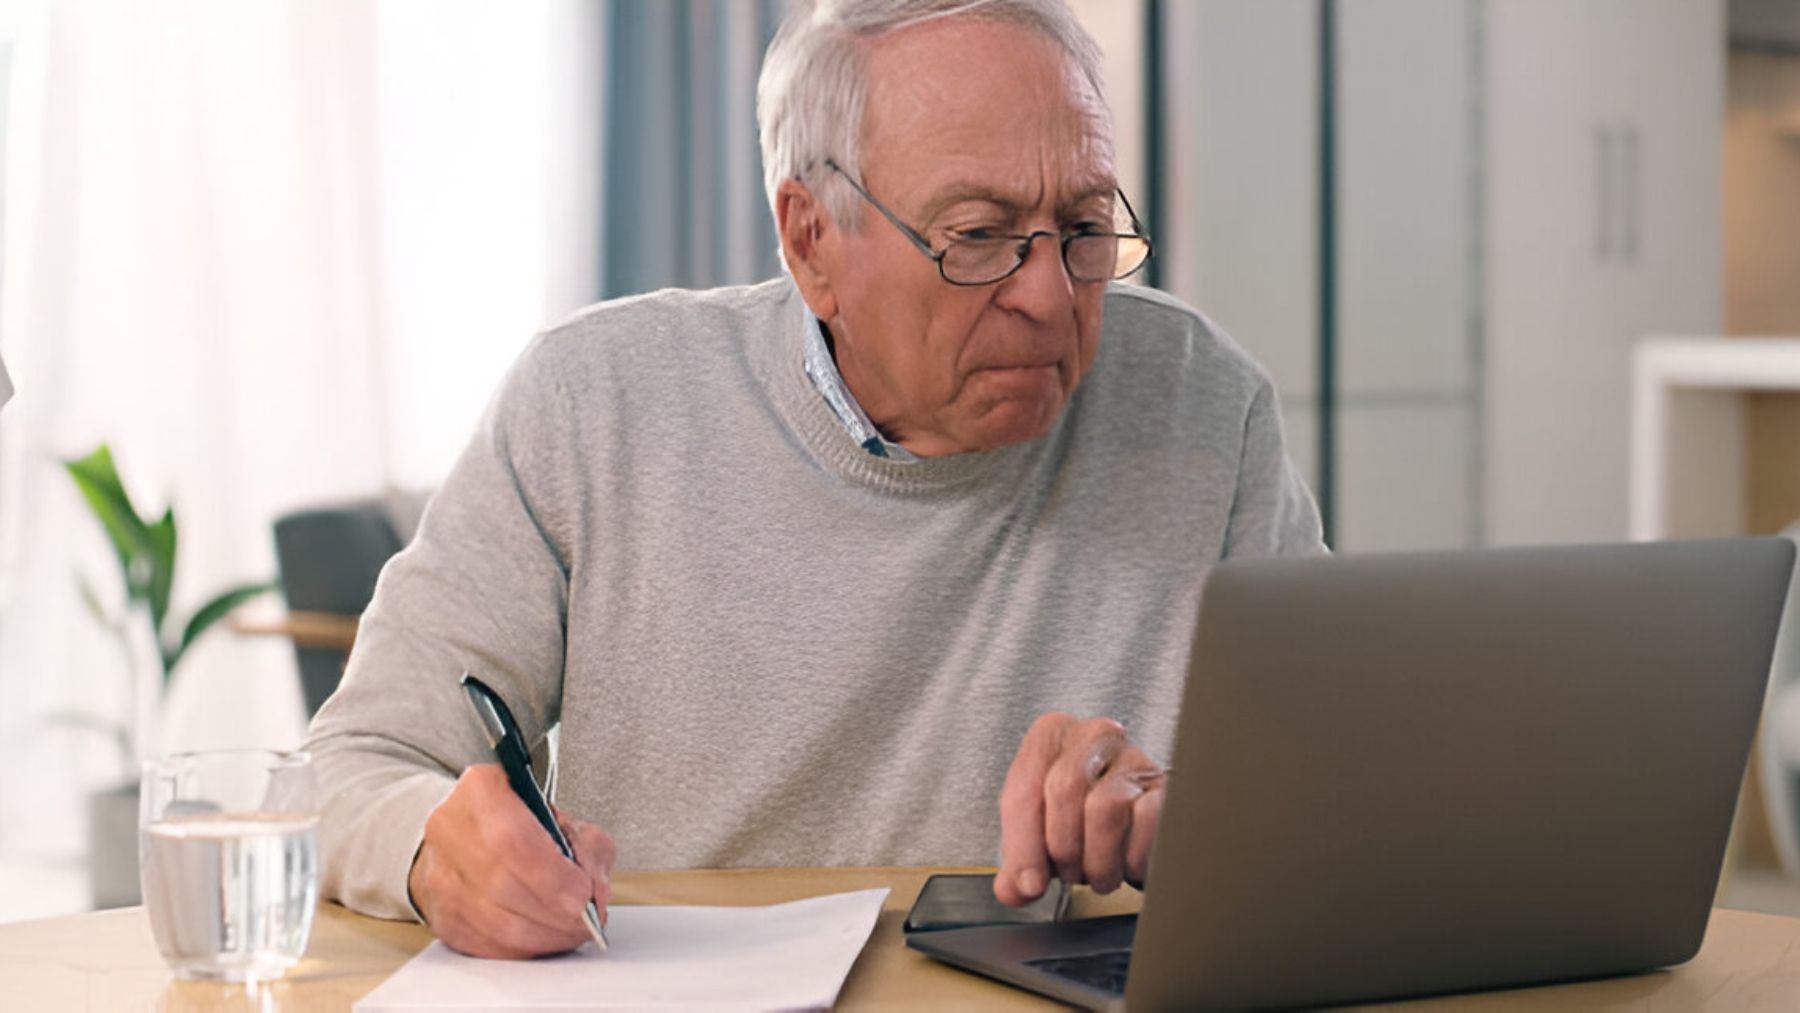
left=1026, top=949, right=1133, bottom=996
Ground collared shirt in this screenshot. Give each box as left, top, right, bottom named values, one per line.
left=800, top=314, right=918, bottom=463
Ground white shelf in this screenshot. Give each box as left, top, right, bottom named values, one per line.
left=1629, top=336, right=1800, bottom=541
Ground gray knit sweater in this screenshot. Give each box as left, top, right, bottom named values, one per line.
left=305, top=278, right=1324, bottom=920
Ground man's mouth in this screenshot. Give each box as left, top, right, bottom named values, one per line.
left=971, top=363, right=1064, bottom=394
left=973, top=359, right=1062, bottom=374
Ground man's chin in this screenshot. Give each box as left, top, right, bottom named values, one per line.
left=958, top=393, right=1067, bottom=452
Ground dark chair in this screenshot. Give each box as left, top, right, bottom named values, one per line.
left=273, top=500, right=406, bottom=717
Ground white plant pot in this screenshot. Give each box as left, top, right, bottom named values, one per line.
left=89, top=783, right=141, bottom=909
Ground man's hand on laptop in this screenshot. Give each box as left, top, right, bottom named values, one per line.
left=408, top=765, right=616, bottom=958
left=996, top=712, right=1165, bottom=906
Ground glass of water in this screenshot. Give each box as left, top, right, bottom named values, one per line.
left=139, top=749, right=321, bottom=982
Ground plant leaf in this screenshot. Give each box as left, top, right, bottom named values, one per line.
left=172, top=581, right=277, bottom=673
left=76, top=571, right=149, bottom=688
left=146, top=507, right=177, bottom=655
left=62, top=445, right=154, bottom=600
left=75, top=571, right=120, bottom=633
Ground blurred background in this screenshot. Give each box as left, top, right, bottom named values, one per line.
left=1, top=0, right=1799, bottom=923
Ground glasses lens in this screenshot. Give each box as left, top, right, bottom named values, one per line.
left=940, top=238, right=1025, bottom=285
left=1065, top=234, right=1121, bottom=282
left=1111, top=236, right=1151, bottom=279
left=1065, top=234, right=1151, bottom=282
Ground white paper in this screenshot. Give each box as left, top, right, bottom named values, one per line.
left=355, top=888, right=889, bottom=1012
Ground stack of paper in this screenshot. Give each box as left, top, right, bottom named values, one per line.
left=356, top=888, right=888, bottom=1011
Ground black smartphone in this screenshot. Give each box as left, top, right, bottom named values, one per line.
left=902, top=872, right=1070, bottom=934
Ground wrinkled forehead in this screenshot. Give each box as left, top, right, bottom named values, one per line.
left=856, top=16, right=1116, bottom=207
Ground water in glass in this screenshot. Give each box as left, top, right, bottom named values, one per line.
left=141, top=810, right=319, bottom=981
left=139, top=748, right=321, bottom=982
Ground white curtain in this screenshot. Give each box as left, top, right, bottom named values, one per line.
left=598, top=0, right=784, bottom=297
left=0, top=0, right=606, bottom=885
left=0, top=0, right=390, bottom=860
left=375, top=0, right=603, bottom=488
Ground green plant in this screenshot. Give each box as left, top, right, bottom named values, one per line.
left=59, top=443, right=275, bottom=767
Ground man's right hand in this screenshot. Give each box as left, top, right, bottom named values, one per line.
left=408, top=764, right=615, bottom=958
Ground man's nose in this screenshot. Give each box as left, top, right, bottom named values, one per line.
left=994, top=232, right=1076, bottom=318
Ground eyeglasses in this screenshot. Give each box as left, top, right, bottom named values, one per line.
left=825, top=161, right=1153, bottom=287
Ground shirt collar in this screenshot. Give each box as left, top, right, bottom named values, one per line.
left=800, top=314, right=919, bottom=464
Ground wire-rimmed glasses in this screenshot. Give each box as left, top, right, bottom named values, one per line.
left=825, top=160, right=1153, bottom=287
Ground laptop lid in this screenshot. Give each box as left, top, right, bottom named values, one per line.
left=1128, top=537, right=1794, bottom=1009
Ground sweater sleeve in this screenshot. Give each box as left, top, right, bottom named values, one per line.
left=1221, top=377, right=1328, bottom=559
left=303, top=337, right=575, bottom=921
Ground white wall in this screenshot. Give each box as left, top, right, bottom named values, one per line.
left=1068, top=0, right=1145, bottom=204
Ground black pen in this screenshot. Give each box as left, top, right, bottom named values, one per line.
left=460, top=672, right=608, bottom=952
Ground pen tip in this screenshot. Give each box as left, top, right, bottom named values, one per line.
left=585, top=902, right=608, bottom=953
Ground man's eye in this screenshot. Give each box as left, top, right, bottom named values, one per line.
left=950, top=227, right=1005, bottom=242
left=1069, top=221, right=1109, bottom=236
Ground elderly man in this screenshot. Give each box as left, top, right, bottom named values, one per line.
left=307, top=0, right=1323, bottom=959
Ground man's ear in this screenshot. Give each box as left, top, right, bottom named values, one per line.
left=776, top=179, right=840, bottom=322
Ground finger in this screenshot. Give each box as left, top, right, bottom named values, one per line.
left=563, top=817, right=617, bottom=878
left=481, top=804, right=599, bottom=928
left=446, top=884, right=593, bottom=958
left=565, top=819, right=618, bottom=916
left=1043, top=718, right=1128, bottom=887
left=444, top=880, right=590, bottom=958
left=1082, top=746, right=1156, bottom=894
left=1125, top=784, right=1164, bottom=889
left=997, top=712, right=1074, bottom=906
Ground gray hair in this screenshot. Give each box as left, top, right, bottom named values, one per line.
left=756, top=0, right=1109, bottom=235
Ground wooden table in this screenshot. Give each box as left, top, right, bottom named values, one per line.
left=6, top=867, right=1800, bottom=1010
left=229, top=609, right=361, bottom=652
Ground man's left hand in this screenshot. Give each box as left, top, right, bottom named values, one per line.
left=996, top=712, right=1165, bottom=906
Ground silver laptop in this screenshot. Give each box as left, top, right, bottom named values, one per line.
left=908, top=538, right=1795, bottom=1010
